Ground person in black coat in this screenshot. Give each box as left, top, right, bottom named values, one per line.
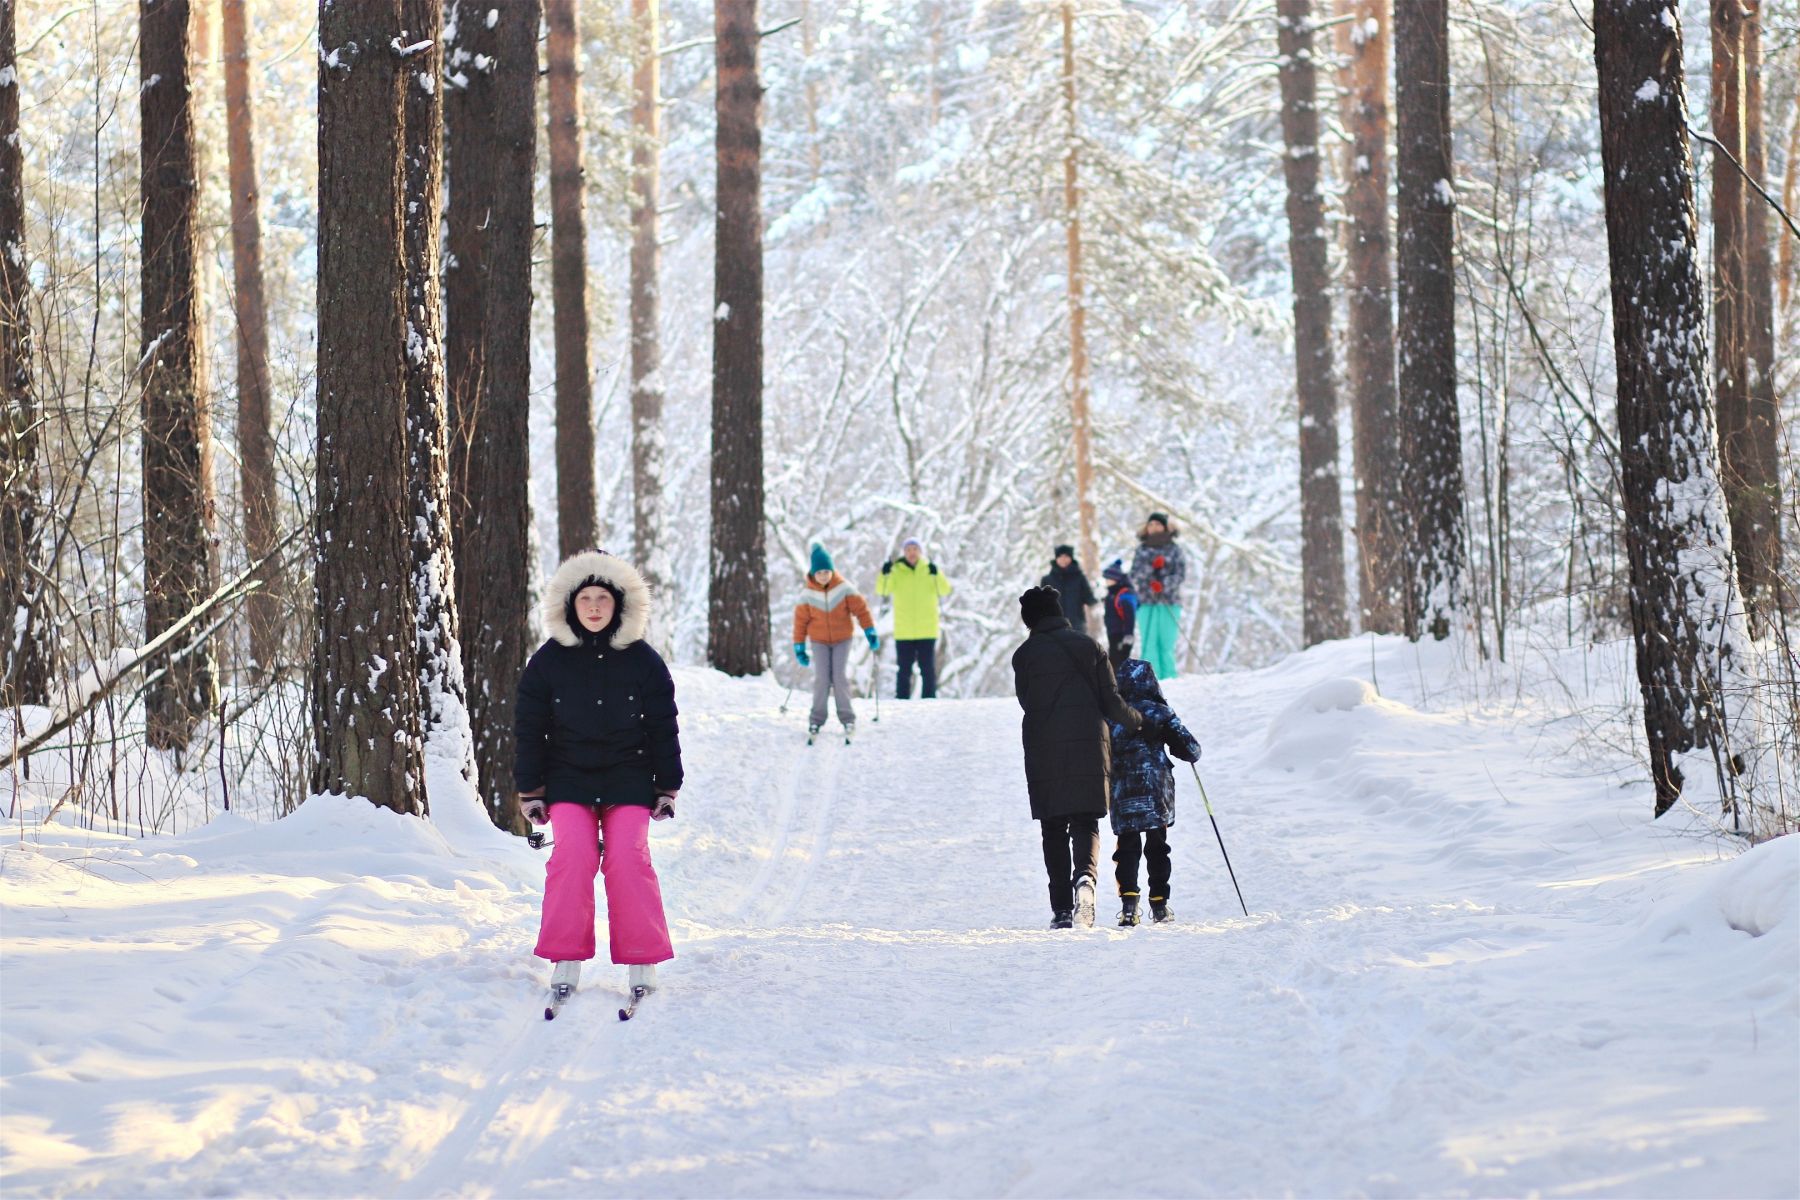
left=1011, top=585, right=1143, bottom=928
left=1040, top=544, right=1098, bottom=632
left=515, top=550, right=681, bottom=1000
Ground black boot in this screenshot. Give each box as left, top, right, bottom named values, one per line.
left=1117, top=893, right=1141, bottom=927
left=1149, top=892, right=1172, bottom=923
left=1050, top=909, right=1074, bottom=930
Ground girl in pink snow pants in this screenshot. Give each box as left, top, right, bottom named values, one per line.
left=514, top=551, right=680, bottom=992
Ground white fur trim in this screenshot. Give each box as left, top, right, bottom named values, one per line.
left=541, top=551, right=652, bottom=649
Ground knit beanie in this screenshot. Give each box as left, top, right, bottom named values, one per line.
left=1103, top=558, right=1129, bottom=584
left=1053, top=543, right=1075, bottom=560
left=809, top=543, right=835, bottom=575
left=1019, top=585, right=1062, bottom=627
left=901, top=537, right=923, bottom=552
left=1146, top=512, right=1170, bottom=528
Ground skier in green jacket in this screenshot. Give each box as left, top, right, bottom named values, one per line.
left=875, top=537, right=953, bottom=698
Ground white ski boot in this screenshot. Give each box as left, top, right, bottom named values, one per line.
left=544, top=960, right=581, bottom=1020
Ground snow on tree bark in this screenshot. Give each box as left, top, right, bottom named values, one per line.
left=547, top=0, right=597, bottom=560
left=314, top=0, right=426, bottom=815
left=0, top=0, right=53, bottom=710
left=1594, top=0, right=1754, bottom=818
left=709, top=0, right=770, bottom=677
left=1276, top=0, right=1348, bottom=647
left=630, top=0, right=670, bottom=624
left=1332, top=0, right=1404, bottom=636
left=1392, top=0, right=1466, bottom=642
left=445, top=0, right=539, bottom=829
left=140, top=0, right=220, bottom=748
left=221, top=0, right=282, bottom=673
left=400, top=0, right=471, bottom=778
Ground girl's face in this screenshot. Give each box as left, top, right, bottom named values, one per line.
left=1146, top=519, right=1167, bottom=535
left=575, top=586, right=615, bottom=633
left=813, top=569, right=833, bottom=586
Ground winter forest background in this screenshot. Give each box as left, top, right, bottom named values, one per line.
left=2, top=0, right=1797, bottom=837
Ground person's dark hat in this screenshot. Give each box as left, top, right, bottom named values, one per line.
left=1146, top=511, right=1170, bottom=527
left=1103, top=558, right=1130, bottom=584
left=1019, top=585, right=1062, bottom=627
left=1053, top=543, right=1075, bottom=559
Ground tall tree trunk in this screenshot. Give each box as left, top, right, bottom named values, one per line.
left=445, top=0, right=539, bottom=828
left=709, top=0, right=769, bottom=677
left=401, top=0, right=470, bottom=774
left=1333, top=0, right=1404, bottom=636
left=1594, top=0, right=1751, bottom=818
left=547, top=0, right=596, bottom=558
left=140, top=0, right=219, bottom=749
left=1780, top=93, right=1798, bottom=313
left=1738, top=1, right=1782, bottom=623
left=314, top=0, right=426, bottom=814
left=1710, top=0, right=1756, bottom=613
left=1392, top=0, right=1466, bottom=641
left=630, top=0, right=669, bottom=620
left=1277, top=0, right=1348, bottom=647
left=221, top=0, right=281, bottom=672
left=1060, top=0, right=1098, bottom=591
left=1, top=0, right=53, bottom=710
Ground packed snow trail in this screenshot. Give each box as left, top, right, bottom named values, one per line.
left=2, top=637, right=1795, bottom=1198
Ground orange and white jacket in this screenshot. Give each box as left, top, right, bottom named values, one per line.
left=792, top=571, right=875, bottom=645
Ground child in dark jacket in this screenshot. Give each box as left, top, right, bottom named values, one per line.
left=1106, top=657, right=1201, bottom=925
left=1102, top=559, right=1138, bottom=668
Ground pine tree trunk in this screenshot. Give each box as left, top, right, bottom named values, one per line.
left=1594, top=0, right=1750, bottom=817
left=1277, top=0, right=1348, bottom=647
left=445, top=0, right=539, bottom=828
left=1392, top=0, right=1466, bottom=641
left=400, top=0, right=469, bottom=773
left=1710, top=0, right=1757, bottom=614
left=1060, top=1, right=1099, bottom=596
left=1332, top=0, right=1404, bottom=636
left=221, top=0, right=281, bottom=673
left=630, top=0, right=669, bottom=616
left=1737, top=1, right=1782, bottom=623
left=140, top=0, right=220, bottom=749
left=314, top=0, right=426, bottom=814
left=1, top=0, right=53, bottom=710
left=709, top=0, right=770, bottom=677
left=547, top=0, right=596, bottom=558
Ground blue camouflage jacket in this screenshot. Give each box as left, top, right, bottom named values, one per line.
left=1107, top=658, right=1201, bottom=834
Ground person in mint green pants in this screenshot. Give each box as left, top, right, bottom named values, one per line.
left=1129, top=512, right=1187, bottom=679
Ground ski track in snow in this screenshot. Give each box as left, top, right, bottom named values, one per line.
left=1, top=638, right=1796, bottom=1198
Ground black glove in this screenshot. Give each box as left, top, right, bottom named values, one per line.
left=881, top=559, right=893, bottom=575
left=927, top=563, right=938, bottom=575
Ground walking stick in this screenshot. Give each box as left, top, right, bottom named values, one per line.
left=1187, top=761, right=1248, bottom=916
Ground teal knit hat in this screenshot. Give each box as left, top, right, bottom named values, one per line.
left=809, top=543, right=834, bottom=575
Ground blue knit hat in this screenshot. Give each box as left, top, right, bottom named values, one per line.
left=809, top=543, right=834, bottom=575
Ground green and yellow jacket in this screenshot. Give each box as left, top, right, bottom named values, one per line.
left=875, top=557, right=952, bottom=640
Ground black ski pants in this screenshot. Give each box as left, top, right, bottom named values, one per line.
left=1039, top=816, right=1099, bottom=913
left=1113, top=828, right=1171, bottom=900
left=894, top=638, right=938, bottom=699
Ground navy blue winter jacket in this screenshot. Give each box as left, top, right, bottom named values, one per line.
left=1106, top=658, right=1201, bottom=834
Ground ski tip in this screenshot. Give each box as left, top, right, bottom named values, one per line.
left=617, top=1007, right=632, bottom=1021
left=544, top=1007, right=556, bottom=1021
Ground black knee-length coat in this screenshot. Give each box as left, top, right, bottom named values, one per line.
left=1011, top=613, right=1142, bottom=820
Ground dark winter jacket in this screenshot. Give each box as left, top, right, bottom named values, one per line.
left=1102, top=565, right=1138, bottom=650
left=1107, top=659, right=1201, bottom=834
left=514, top=551, right=682, bottom=808
left=1011, top=613, right=1143, bottom=820
left=1040, top=561, right=1098, bottom=628
left=1130, top=527, right=1187, bottom=607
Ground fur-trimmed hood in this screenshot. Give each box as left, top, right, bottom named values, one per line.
left=541, top=550, right=652, bottom=649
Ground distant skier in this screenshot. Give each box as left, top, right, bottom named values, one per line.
left=1101, top=558, right=1138, bottom=668
left=792, top=543, right=878, bottom=740
left=1129, top=512, right=1187, bottom=679
left=1012, top=585, right=1143, bottom=929
left=1040, top=544, right=1099, bottom=636
left=515, top=550, right=679, bottom=1015
left=1107, top=658, right=1201, bottom=926
left=876, top=536, right=952, bottom=699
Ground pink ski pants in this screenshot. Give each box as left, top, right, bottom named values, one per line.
left=534, top=802, right=673, bottom=965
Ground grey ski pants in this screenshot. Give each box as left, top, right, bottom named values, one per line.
left=809, top=637, right=857, bottom=729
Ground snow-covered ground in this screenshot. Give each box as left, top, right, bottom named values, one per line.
left=3, top=635, right=1795, bottom=1198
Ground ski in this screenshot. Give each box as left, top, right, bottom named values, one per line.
left=618, top=984, right=650, bottom=1022
left=544, top=981, right=575, bottom=1021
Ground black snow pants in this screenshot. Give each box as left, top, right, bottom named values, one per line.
left=1113, top=828, right=1171, bottom=901
left=1040, top=816, right=1099, bottom=913
left=894, top=638, right=938, bottom=699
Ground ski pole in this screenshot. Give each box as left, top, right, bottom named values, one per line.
left=871, top=640, right=881, bottom=723
left=1187, top=761, right=1248, bottom=916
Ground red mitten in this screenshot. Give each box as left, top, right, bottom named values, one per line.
left=1150, top=580, right=1164, bottom=593
left=1153, top=555, right=1166, bottom=570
